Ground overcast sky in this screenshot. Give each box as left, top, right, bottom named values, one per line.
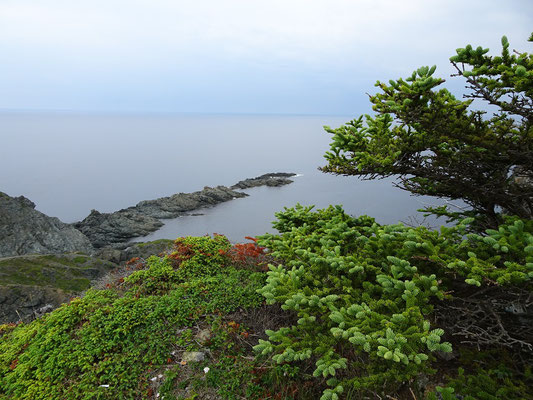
left=0, top=0, right=531, bottom=115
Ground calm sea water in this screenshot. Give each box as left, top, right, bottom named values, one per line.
left=1, top=113, right=447, bottom=242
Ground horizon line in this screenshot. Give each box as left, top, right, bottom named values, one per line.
left=0, top=108, right=355, bottom=118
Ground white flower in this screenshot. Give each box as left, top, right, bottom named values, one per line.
left=99, top=384, right=110, bottom=388
left=203, top=367, right=210, bottom=374
left=150, top=376, right=158, bottom=382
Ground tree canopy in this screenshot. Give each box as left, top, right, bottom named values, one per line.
left=321, top=35, right=533, bottom=227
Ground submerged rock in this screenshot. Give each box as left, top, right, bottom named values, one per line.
left=0, top=192, right=94, bottom=257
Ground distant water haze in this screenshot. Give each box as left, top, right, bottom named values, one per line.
left=1, top=113, right=449, bottom=242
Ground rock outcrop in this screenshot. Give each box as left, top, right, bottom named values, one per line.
left=1, top=172, right=296, bottom=253
left=74, top=174, right=295, bottom=248
left=0, top=192, right=94, bottom=257
left=96, top=239, right=174, bottom=264
left=73, top=209, right=164, bottom=248
left=135, top=185, right=248, bottom=219
left=231, top=172, right=296, bottom=189
left=75, top=186, right=247, bottom=247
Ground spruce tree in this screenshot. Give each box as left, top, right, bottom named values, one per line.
left=321, top=35, right=533, bottom=227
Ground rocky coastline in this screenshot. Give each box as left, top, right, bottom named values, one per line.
left=0, top=172, right=295, bottom=323
left=73, top=172, right=295, bottom=249
left=1, top=172, right=295, bottom=257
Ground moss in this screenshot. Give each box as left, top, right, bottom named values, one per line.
left=72, top=256, right=88, bottom=264
left=136, top=239, right=173, bottom=248
left=0, top=255, right=114, bottom=292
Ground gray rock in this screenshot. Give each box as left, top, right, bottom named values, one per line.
left=74, top=186, right=247, bottom=247
left=73, top=209, right=164, bottom=248
left=120, top=239, right=174, bottom=261
left=0, top=192, right=94, bottom=257
left=195, top=328, right=212, bottom=344
left=231, top=172, right=296, bottom=189
left=181, top=351, right=206, bottom=363
left=0, top=285, right=71, bottom=323
left=1, top=172, right=296, bottom=254
left=135, top=186, right=248, bottom=219
left=96, top=247, right=124, bottom=264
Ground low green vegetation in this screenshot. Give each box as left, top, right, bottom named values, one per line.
left=1, top=213, right=531, bottom=399
left=0, top=254, right=114, bottom=292
left=136, top=239, right=174, bottom=248
left=0, top=236, right=270, bottom=399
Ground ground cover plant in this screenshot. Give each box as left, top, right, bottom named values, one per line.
left=0, top=235, right=272, bottom=399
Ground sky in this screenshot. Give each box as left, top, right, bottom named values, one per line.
left=0, top=0, right=531, bottom=115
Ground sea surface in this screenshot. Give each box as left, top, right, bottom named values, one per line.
left=1, top=112, right=449, bottom=242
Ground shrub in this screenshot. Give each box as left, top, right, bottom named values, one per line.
left=254, top=204, right=532, bottom=398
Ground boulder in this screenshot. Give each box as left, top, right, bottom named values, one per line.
left=181, top=351, right=206, bottom=363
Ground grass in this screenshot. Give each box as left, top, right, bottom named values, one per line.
left=0, top=255, right=115, bottom=292
left=136, top=239, right=174, bottom=248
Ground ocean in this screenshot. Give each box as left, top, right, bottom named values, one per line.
left=0, top=112, right=447, bottom=242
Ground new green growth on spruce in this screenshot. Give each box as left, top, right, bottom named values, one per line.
left=253, top=204, right=532, bottom=398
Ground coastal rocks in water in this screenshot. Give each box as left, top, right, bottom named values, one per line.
left=135, top=186, right=248, bottom=219
left=68, top=173, right=295, bottom=249
left=74, top=209, right=164, bottom=248
left=0, top=254, right=116, bottom=323
left=0, top=172, right=296, bottom=254
left=0, top=192, right=94, bottom=257
left=75, top=186, right=248, bottom=247
left=231, top=172, right=296, bottom=189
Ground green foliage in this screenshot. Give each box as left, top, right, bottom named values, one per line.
left=428, top=348, right=533, bottom=400
left=254, top=204, right=531, bottom=397
left=0, top=236, right=264, bottom=399
left=431, top=367, right=532, bottom=400
left=0, top=254, right=114, bottom=291
left=321, top=35, right=533, bottom=225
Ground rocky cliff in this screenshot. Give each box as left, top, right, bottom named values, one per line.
left=0, top=192, right=94, bottom=257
